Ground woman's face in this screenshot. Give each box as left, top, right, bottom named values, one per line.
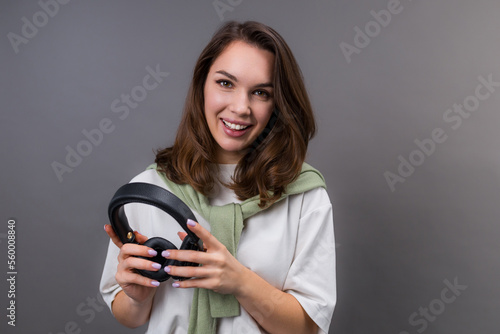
left=204, top=41, right=275, bottom=164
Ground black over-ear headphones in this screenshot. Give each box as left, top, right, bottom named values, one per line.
left=108, top=182, right=203, bottom=282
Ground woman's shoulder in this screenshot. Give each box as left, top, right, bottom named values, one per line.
left=292, top=162, right=332, bottom=217
left=128, top=167, right=166, bottom=188
left=297, top=186, right=332, bottom=216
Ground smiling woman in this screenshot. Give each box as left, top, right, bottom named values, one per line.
left=204, top=41, right=275, bottom=164
left=100, top=21, right=336, bottom=334
left=156, top=21, right=317, bottom=207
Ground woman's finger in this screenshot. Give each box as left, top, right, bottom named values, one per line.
left=134, top=230, right=149, bottom=244
left=177, top=231, right=188, bottom=241
left=171, top=277, right=220, bottom=291
left=104, top=224, right=123, bottom=248
left=105, top=224, right=150, bottom=248
left=119, top=243, right=159, bottom=262
left=115, top=267, right=161, bottom=288
left=185, top=219, right=221, bottom=251
left=164, top=265, right=208, bottom=279
left=162, top=248, right=211, bottom=264
left=122, top=255, right=163, bottom=272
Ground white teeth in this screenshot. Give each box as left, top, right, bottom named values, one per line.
left=222, top=120, right=249, bottom=130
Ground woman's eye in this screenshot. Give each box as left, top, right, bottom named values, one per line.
left=254, top=90, right=269, bottom=98
left=217, top=80, right=232, bottom=88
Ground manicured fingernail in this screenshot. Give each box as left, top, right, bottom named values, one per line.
left=162, top=250, right=170, bottom=257
left=104, top=225, right=108, bottom=231
left=151, top=280, right=160, bottom=287
left=172, top=282, right=180, bottom=288
left=164, top=266, right=171, bottom=273
left=187, top=219, right=196, bottom=227
left=148, top=249, right=158, bottom=256
left=152, top=263, right=161, bottom=269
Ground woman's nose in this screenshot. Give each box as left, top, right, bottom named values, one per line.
left=229, top=91, right=251, bottom=115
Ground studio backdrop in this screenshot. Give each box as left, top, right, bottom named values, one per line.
left=1, top=0, right=499, bottom=333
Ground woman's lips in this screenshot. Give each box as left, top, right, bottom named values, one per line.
left=221, top=119, right=252, bottom=137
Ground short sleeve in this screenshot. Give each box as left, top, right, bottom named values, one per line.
left=100, top=239, right=123, bottom=312
left=282, top=188, right=336, bottom=334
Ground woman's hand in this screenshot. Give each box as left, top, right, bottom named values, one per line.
left=104, top=224, right=160, bottom=305
left=163, top=219, right=250, bottom=296
left=166, top=220, right=317, bottom=333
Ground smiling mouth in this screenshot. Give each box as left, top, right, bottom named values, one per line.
left=222, top=119, right=250, bottom=131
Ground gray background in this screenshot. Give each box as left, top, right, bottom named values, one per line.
left=1, top=0, right=499, bottom=333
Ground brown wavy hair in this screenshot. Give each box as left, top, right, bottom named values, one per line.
left=155, top=21, right=316, bottom=207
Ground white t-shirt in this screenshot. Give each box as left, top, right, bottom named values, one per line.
left=100, top=165, right=336, bottom=333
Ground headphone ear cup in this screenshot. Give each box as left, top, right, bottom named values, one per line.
left=136, top=237, right=177, bottom=282
left=179, top=235, right=198, bottom=251
left=172, top=236, right=201, bottom=279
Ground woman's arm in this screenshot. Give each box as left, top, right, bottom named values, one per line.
left=235, top=266, right=317, bottom=334
left=111, top=290, right=155, bottom=328
left=103, top=225, right=161, bottom=328
left=164, top=220, right=317, bottom=334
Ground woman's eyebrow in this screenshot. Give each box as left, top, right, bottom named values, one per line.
left=216, top=70, right=238, bottom=82
left=215, top=70, right=273, bottom=88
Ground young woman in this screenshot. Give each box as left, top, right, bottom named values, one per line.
left=100, top=21, right=336, bottom=334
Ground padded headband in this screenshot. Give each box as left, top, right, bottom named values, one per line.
left=108, top=182, right=201, bottom=249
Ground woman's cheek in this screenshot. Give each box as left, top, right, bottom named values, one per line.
left=211, top=91, right=229, bottom=110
